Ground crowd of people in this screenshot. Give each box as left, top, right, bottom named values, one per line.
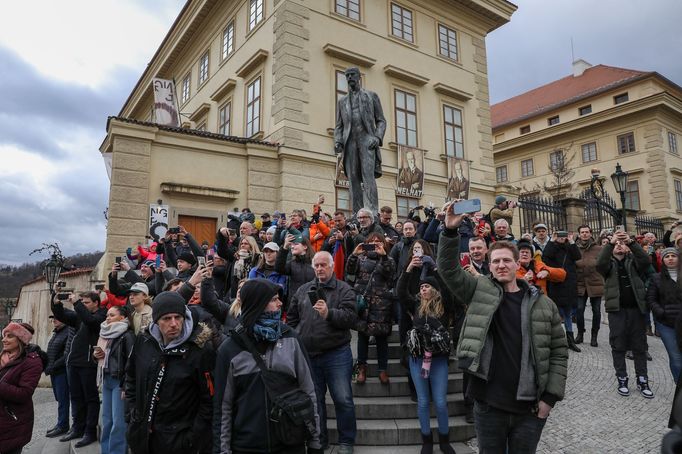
left=3, top=196, right=682, bottom=454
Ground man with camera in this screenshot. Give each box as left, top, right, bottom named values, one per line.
left=50, top=290, right=107, bottom=447
left=287, top=251, right=358, bottom=453
left=489, top=195, right=518, bottom=225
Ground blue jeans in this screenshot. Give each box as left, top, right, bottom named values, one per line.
left=474, top=400, right=547, bottom=454
left=559, top=307, right=573, bottom=333
left=655, top=321, right=682, bottom=382
left=576, top=295, right=602, bottom=333
left=50, top=372, right=70, bottom=429
left=409, top=356, right=450, bottom=435
left=357, top=332, right=389, bottom=371
left=100, top=374, right=128, bottom=454
left=310, top=345, right=357, bottom=447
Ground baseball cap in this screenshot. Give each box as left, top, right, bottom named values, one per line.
left=127, top=282, right=149, bottom=295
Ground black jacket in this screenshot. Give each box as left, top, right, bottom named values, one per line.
left=125, top=318, right=215, bottom=454
left=104, top=330, right=136, bottom=383
left=647, top=268, right=682, bottom=328
left=45, top=325, right=74, bottom=376
left=543, top=241, right=581, bottom=309
left=50, top=296, right=106, bottom=369
left=275, top=250, right=315, bottom=307
left=287, top=276, right=358, bottom=357
left=346, top=252, right=395, bottom=335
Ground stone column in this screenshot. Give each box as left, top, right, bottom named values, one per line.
left=560, top=198, right=587, bottom=233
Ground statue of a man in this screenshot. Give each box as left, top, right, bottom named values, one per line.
left=334, top=67, right=386, bottom=215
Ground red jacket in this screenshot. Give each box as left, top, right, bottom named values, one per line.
left=0, top=349, right=44, bottom=452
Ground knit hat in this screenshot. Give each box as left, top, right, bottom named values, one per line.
left=127, top=282, right=149, bottom=295
left=142, top=260, right=155, bottom=267
left=2, top=322, right=34, bottom=345
left=662, top=247, right=679, bottom=259
left=152, top=291, right=187, bottom=322
left=266, top=226, right=277, bottom=236
left=495, top=195, right=507, bottom=205
left=177, top=252, right=196, bottom=266
left=419, top=276, right=441, bottom=293
left=517, top=239, right=534, bottom=253
left=238, top=279, right=283, bottom=329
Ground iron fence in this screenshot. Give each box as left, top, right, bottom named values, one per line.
left=578, top=188, right=622, bottom=235
left=517, top=195, right=567, bottom=234
left=635, top=215, right=665, bottom=239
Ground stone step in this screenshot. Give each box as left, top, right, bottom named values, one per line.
left=329, top=393, right=466, bottom=419
left=69, top=439, right=99, bottom=454
left=352, top=373, right=463, bottom=397
left=327, top=442, right=474, bottom=453
left=327, top=416, right=475, bottom=445
left=366, top=358, right=459, bottom=377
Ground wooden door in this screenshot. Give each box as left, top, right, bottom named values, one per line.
left=178, top=215, right=217, bottom=245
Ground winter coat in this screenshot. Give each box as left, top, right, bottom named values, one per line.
left=45, top=325, right=74, bottom=376
left=389, top=236, right=417, bottom=276
left=437, top=229, right=568, bottom=405
left=575, top=238, right=605, bottom=297
left=0, top=345, right=46, bottom=452
left=125, top=318, right=215, bottom=454
left=103, top=330, right=136, bottom=382
left=647, top=268, right=682, bottom=327
left=309, top=221, right=331, bottom=252
left=248, top=265, right=288, bottom=297
left=346, top=252, right=396, bottom=336
left=214, top=326, right=321, bottom=453
left=51, top=297, right=107, bottom=368
left=275, top=250, right=315, bottom=307
left=542, top=241, right=581, bottom=309
left=515, top=254, right=566, bottom=295
left=287, top=276, right=358, bottom=357
left=596, top=242, right=651, bottom=314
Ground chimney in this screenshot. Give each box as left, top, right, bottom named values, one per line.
left=573, top=59, right=592, bottom=77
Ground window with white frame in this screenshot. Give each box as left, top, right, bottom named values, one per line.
left=218, top=102, right=231, bottom=135
left=549, top=150, right=564, bottom=171
left=670, top=131, right=678, bottom=154
left=221, top=21, right=234, bottom=60
left=438, top=24, right=458, bottom=61
left=624, top=180, right=640, bottom=211
left=396, top=196, right=419, bottom=218
left=395, top=89, right=417, bottom=146
left=521, top=159, right=534, bottom=177
left=391, top=3, right=413, bottom=43
left=496, top=165, right=508, bottom=183
left=443, top=104, right=463, bottom=158
left=581, top=142, right=597, bottom=163
left=335, top=0, right=360, bottom=21
left=617, top=132, right=636, bottom=154
left=675, top=179, right=682, bottom=211
left=246, top=77, right=261, bottom=137
left=198, top=51, right=209, bottom=85
left=336, top=188, right=351, bottom=217
left=181, top=73, right=190, bottom=104
left=249, top=0, right=264, bottom=31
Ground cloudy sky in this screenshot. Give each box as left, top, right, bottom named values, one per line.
left=1, top=0, right=681, bottom=266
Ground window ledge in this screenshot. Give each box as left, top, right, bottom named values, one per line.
left=236, top=49, right=269, bottom=78
left=189, top=103, right=211, bottom=123
left=329, top=11, right=366, bottom=29
left=245, top=19, right=266, bottom=40
left=161, top=182, right=240, bottom=200
left=433, top=82, right=472, bottom=101
left=323, top=43, right=375, bottom=67
left=383, top=65, right=429, bottom=86
left=211, top=78, right=237, bottom=101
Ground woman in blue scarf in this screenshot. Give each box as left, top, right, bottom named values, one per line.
left=214, top=278, right=323, bottom=454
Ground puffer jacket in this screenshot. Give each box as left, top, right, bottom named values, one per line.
left=647, top=268, right=682, bottom=327
left=0, top=345, right=46, bottom=452
left=125, top=316, right=215, bottom=454
left=575, top=238, right=605, bottom=297
left=515, top=254, right=566, bottom=295
left=309, top=221, right=331, bottom=252
left=214, top=326, right=321, bottom=454
left=542, top=240, right=581, bottom=309
left=596, top=242, right=650, bottom=314
left=45, top=325, right=74, bottom=376
left=437, top=229, right=568, bottom=405
left=275, top=250, right=315, bottom=307
left=346, top=252, right=396, bottom=336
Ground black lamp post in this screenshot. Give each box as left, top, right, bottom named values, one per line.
left=44, top=253, right=63, bottom=293
left=611, top=162, right=629, bottom=231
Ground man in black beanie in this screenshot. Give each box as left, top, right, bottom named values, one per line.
left=125, top=291, right=215, bottom=454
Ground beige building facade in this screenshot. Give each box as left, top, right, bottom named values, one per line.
left=98, top=0, right=516, bottom=275
left=491, top=61, right=682, bottom=233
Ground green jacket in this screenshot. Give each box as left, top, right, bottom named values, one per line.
left=595, top=242, right=650, bottom=314
left=437, top=228, right=568, bottom=404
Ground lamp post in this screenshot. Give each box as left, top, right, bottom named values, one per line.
left=44, top=253, right=63, bottom=294
left=590, top=168, right=604, bottom=232
left=611, top=162, right=629, bottom=231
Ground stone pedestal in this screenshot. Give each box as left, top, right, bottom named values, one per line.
left=559, top=198, right=587, bottom=233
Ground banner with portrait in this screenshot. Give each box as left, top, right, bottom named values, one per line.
left=446, top=157, right=470, bottom=201
left=396, top=145, right=424, bottom=198
left=151, top=78, right=181, bottom=127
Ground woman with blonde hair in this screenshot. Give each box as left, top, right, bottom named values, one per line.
left=397, top=273, right=455, bottom=454
left=126, top=282, right=152, bottom=334
left=231, top=236, right=261, bottom=297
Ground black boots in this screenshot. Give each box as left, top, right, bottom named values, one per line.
left=421, top=433, right=434, bottom=454
left=439, top=432, right=456, bottom=454
left=590, top=329, right=599, bottom=347
left=575, top=330, right=584, bottom=344
left=566, top=332, right=581, bottom=352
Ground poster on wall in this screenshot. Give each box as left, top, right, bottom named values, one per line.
left=396, top=145, right=424, bottom=198
left=446, top=157, right=470, bottom=201
left=335, top=153, right=349, bottom=188
left=151, top=78, right=181, bottom=127
left=149, top=204, right=169, bottom=241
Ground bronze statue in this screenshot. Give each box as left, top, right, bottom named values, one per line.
left=334, top=67, right=386, bottom=215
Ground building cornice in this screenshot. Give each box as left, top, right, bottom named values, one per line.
left=322, top=43, right=376, bottom=67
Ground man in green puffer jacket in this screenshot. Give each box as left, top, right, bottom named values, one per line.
left=436, top=202, right=567, bottom=454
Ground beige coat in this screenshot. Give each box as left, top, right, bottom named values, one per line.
left=576, top=238, right=605, bottom=297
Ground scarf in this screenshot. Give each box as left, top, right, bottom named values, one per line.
left=252, top=310, right=282, bottom=342
left=333, top=240, right=346, bottom=280
left=669, top=268, right=678, bottom=283
left=97, top=320, right=130, bottom=387
left=0, top=350, right=19, bottom=369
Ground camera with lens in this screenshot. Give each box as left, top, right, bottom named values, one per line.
left=345, top=220, right=360, bottom=232
left=423, top=206, right=436, bottom=219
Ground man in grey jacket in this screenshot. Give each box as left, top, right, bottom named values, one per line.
left=287, top=251, right=358, bottom=454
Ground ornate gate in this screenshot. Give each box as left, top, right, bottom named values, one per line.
left=517, top=195, right=567, bottom=234
left=579, top=188, right=622, bottom=234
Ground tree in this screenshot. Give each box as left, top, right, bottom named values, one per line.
left=534, top=145, right=577, bottom=200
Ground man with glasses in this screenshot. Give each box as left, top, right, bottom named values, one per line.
left=353, top=207, right=383, bottom=247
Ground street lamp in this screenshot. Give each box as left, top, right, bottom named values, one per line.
left=611, top=162, right=629, bottom=231
left=44, top=253, right=63, bottom=293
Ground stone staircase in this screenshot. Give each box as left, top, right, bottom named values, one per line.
left=326, top=328, right=475, bottom=452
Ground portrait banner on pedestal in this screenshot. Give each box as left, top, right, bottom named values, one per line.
left=396, top=145, right=424, bottom=199
left=446, top=157, right=470, bottom=201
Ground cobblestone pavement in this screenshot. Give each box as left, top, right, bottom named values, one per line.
left=25, top=386, right=61, bottom=453
left=467, top=312, right=675, bottom=453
